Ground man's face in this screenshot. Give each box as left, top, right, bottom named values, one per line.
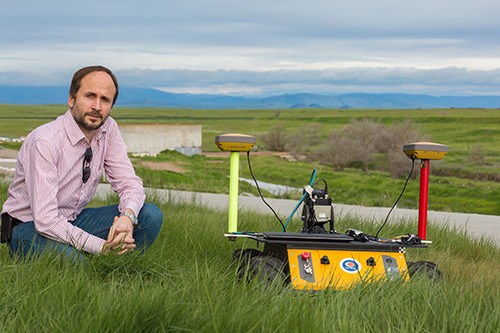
left=68, top=71, right=116, bottom=138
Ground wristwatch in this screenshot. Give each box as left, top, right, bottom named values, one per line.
left=120, top=211, right=138, bottom=228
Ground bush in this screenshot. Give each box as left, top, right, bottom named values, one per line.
left=310, top=119, right=427, bottom=176
left=259, top=122, right=287, bottom=152
left=285, top=123, right=323, bottom=158
left=470, top=144, right=488, bottom=166
left=259, top=119, right=426, bottom=177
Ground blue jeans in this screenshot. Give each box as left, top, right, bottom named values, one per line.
left=8, top=203, right=163, bottom=262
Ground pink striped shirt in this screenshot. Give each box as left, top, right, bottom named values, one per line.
left=1, top=109, right=145, bottom=254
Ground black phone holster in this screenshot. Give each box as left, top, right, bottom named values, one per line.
left=1, top=213, right=22, bottom=243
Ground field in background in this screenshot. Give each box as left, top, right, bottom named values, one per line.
left=133, top=149, right=500, bottom=215
left=1, top=104, right=500, bottom=215
left=2, top=104, right=500, bottom=152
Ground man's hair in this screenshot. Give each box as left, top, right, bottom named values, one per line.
left=69, top=65, right=119, bottom=106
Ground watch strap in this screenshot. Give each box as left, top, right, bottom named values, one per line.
left=120, top=211, right=138, bottom=227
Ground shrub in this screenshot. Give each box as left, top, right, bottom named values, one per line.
left=259, top=122, right=287, bottom=152
left=285, top=123, right=323, bottom=158
left=310, top=119, right=427, bottom=176
left=470, top=144, right=488, bottom=166
left=259, top=118, right=426, bottom=177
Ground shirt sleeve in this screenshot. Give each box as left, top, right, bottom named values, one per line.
left=25, top=139, right=106, bottom=254
left=103, top=121, right=145, bottom=216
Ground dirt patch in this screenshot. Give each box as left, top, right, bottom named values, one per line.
left=281, top=154, right=306, bottom=162
left=203, top=151, right=305, bottom=162
left=136, top=160, right=188, bottom=173
left=203, top=151, right=291, bottom=157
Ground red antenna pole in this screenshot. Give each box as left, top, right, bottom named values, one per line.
left=418, top=159, right=430, bottom=239
left=404, top=142, right=448, bottom=241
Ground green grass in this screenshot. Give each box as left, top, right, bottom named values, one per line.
left=3, top=105, right=500, bottom=170
left=3, top=104, right=500, bottom=152
left=130, top=151, right=500, bottom=215
left=2, top=104, right=500, bottom=215
left=1, top=178, right=500, bottom=332
left=2, top=105, right=500, bottom=331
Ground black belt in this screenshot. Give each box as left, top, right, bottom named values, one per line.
left=1, top=213, right=23, bottom=243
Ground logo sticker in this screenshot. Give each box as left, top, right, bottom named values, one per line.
left=340, top=258, right=362, bottom=274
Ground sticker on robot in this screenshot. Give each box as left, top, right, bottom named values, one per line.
left=340, top=258, right=362, bottom=274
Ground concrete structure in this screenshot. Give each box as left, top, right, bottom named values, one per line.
left=118, top=124, right=202, bottom=156
left=0, top=147, right=18, bottom=174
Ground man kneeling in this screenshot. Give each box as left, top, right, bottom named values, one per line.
left=1, top=65, right=163, bottom=261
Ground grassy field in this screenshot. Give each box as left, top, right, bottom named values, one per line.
left=2, top=104, right=500, bottom=152
left=132, top=150, right=500, bottom=215
left=1, top=104, right=500, bottom=215
left=1, top=178, right=499, bottom=332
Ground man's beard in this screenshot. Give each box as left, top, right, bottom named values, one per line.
left=73, top=109, right=108, bottom=131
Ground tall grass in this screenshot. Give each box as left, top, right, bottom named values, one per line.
left=1, top=178, right=500, bottom=332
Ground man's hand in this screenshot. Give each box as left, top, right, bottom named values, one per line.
left=103, top=214, right=136, bottom=255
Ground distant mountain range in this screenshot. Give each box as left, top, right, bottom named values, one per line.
left=1, top=86, right=500, bottom=109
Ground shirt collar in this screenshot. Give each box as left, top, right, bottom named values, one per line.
left=63, top=109, right=108, bottom=146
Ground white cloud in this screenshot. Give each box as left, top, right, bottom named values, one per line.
left=125, top=67, right=500, bottom=96
left=1, top=0, right=500, bottom=96
left=2, top=66, right=500, bottom=96
left=155, top=86, right=263, bottom=96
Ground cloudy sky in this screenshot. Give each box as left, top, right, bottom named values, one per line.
left=1, top=0, right=500, bottom=96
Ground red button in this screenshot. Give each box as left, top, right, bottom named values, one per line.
left=301, top=252, right=311, bottom=260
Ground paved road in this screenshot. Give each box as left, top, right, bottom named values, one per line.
left=95, top=183, right=500, bottom=245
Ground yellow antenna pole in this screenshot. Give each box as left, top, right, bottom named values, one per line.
left=228, top=151, right=240, bottom=233
left=215, top=133, right=256, bottom=234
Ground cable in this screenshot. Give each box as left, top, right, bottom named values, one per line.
left=283, top=192, right=307, bottom=232
left=310, top=169, right=317, bottom=185
left=375, top=156, right=416, bottom=238
left=282, top=169, right=317, bottom=232
left=246, top=151, right=287, bottom=232
left=312, top=179, right=326, bottom=187
left=311, top=178, right=328, bottom=194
